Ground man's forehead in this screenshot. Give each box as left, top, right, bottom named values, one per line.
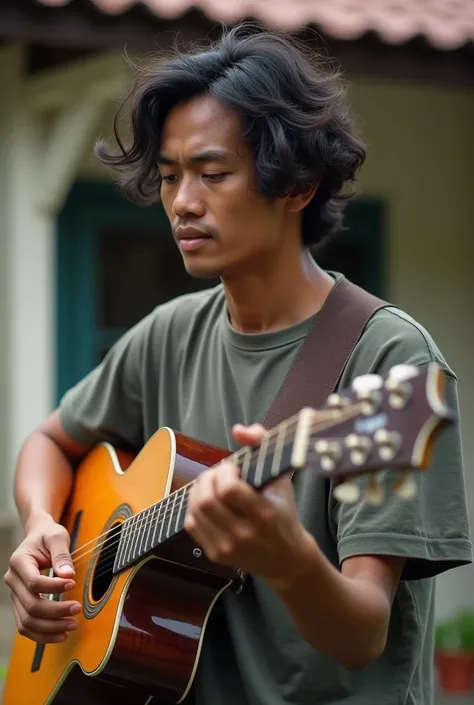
left=157, top=146, right=235, bottom=166
left=160, top=95, right=242, bottom=155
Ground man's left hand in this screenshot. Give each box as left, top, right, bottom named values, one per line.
left=184, top=423, right=310, bottom=586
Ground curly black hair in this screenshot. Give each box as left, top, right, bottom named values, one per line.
left=96, top=24, right=366, bottom=248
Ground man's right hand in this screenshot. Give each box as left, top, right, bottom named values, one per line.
left=4, top=512, right=82, bottom=644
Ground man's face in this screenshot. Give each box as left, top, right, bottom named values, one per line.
left=158, top=94, right=287, bottom=279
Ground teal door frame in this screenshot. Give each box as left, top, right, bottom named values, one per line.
left=56, top=180, right=386, bottom=402
left=55, top=180, right=167, bottom=402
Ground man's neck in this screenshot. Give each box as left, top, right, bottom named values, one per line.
left=222, top=249, right=335, bottom=334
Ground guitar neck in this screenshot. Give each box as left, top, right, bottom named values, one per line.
left=113, top=415, right=307, bottom=574
left=112, top=362, right=453, bottom=575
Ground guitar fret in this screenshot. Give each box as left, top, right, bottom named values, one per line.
left=166, top=492, right=178, bottom=540
left=150, top=504, right=161, bottom=550
left=253, top=433, right=269, bottom=487
left=138, top=507, right=152, bottom=556
left=246, top=452, right=259, bottom=486
left=240, top=447, right=252, bottom=482
left=150, top=499, right=164, bottom=548
left=130, top=511, right=145, bottom=561
left=175, top=487, right=186, bottom=533
left=158, top=496, right=171, bottom=544
left=271, top=422, right=287, bottom=478
left=144, top=504, right=158, bottom=554
left=136, top=509, right=147, bottom=557
left=265, top=441, right=295, bottom=486
left=147, top=505, right=158, bottom=550
left=124, top=514, right=139, bottom=565
left=116, top=517, right=131, bottom=571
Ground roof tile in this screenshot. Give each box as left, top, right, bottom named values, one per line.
left=37, top=0, right=474, bottom=50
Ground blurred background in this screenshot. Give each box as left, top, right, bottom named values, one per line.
left=0, top=0, right=473, bottom=701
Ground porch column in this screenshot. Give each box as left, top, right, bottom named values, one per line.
left=0, top=46, right=118, bottom=518
left=0, top=44, right=56, bottom=517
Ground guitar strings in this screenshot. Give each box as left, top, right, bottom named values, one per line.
left=91, top=458, right=401, bottom=586
left=70, top=406, right=357, bottom=569
left=67, top=404, right=364, bottom=578
left=67, top=406, right=344, bottom=565
left=69, top=405, right=365, bottom=577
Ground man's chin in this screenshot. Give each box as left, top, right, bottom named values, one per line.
left=183, top=260, right=222, bottom=280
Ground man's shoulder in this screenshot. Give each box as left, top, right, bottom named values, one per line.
left=345, top=304, right=456, bottom=379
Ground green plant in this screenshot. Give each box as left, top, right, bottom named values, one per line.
left=455, top=610, right=474, bottom=652
left=436, top=610, right=474, bottom=654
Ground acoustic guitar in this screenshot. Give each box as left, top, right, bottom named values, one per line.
left=2, top=362, right=453, bottom=705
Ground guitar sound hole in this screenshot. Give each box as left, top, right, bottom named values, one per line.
left=91, top=522, right=122, bottom=602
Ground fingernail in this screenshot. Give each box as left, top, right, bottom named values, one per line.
left=69, top=604, right=81, bottom=615
left=59, top=565, right=74, bottom=574
left=64, top=581, right=75, bottom=590
left=66, top=622, right=76, bottom=631
left=55, top=634, right=66, bottom=642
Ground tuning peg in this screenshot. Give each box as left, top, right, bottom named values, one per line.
left=384, top=378, right=413, bottom=409
left=374, top=429, right=401, bottom=461
left=345, top=433, right=372, bottom=465
left=351, top=374, right=383, bottom=415
left=393, top=470, right=417, bottom=500
left=365, top=475, right=385, bottom=506
left=315, top=440, right=342, bottom=471
left=333, top=479, right=361, bottom=504
left=326, top=393, right=350, bottom=410
left=388, top=364, right=419, bottom=382
left=384, top=365, right=419, bottom=410
left=352, top=374, right=383, bottom=393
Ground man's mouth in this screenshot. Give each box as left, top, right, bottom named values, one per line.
left=178, top=237, right=212, bottom=252
left=176, top=226, right=213, bottom=252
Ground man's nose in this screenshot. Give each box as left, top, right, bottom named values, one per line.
left=172, top=177, right=205, bottom=218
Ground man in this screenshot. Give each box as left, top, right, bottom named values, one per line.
left=4, top=24, right=472, bottom=705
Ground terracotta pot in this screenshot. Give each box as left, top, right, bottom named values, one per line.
left=436, top=650, right=474, bottom=694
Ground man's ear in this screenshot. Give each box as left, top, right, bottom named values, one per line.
left=285, top=185, right=318, bottom=213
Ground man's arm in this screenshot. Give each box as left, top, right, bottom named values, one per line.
left=267, top=537, right=405, bottom=669
left=185, top=423, right=406, bottom=671
left=15, top=410, right=88, bottom=530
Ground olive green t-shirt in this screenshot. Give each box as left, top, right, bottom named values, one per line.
left=59, top=274, right=472, bottom=705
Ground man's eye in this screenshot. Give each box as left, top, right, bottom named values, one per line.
left=203, top=173, right=228, bottom=183
left=161, top=174, right=178, bottom=184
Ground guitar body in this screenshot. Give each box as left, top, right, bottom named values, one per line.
left=3, top=428, right=237, bottom=705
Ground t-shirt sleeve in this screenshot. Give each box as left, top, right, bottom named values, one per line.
left=333, top=310, right=473, bottom=581
left=58, top=314, right=152, bottom=451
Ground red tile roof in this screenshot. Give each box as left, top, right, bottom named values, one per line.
left=38, top=0, right=474, bottom=50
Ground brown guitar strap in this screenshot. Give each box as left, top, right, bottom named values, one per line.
left=235, top=276, right=391, bottom=594
left=263, top=275, right=391, bottom=428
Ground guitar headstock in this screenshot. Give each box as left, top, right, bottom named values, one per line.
left=291, top=363, right=454, bottom=505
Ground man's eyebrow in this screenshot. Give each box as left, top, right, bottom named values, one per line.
left=157, top=149, right=232, bottom=165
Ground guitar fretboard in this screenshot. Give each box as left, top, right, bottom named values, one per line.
left=113, top=422, right=296, bottom=573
